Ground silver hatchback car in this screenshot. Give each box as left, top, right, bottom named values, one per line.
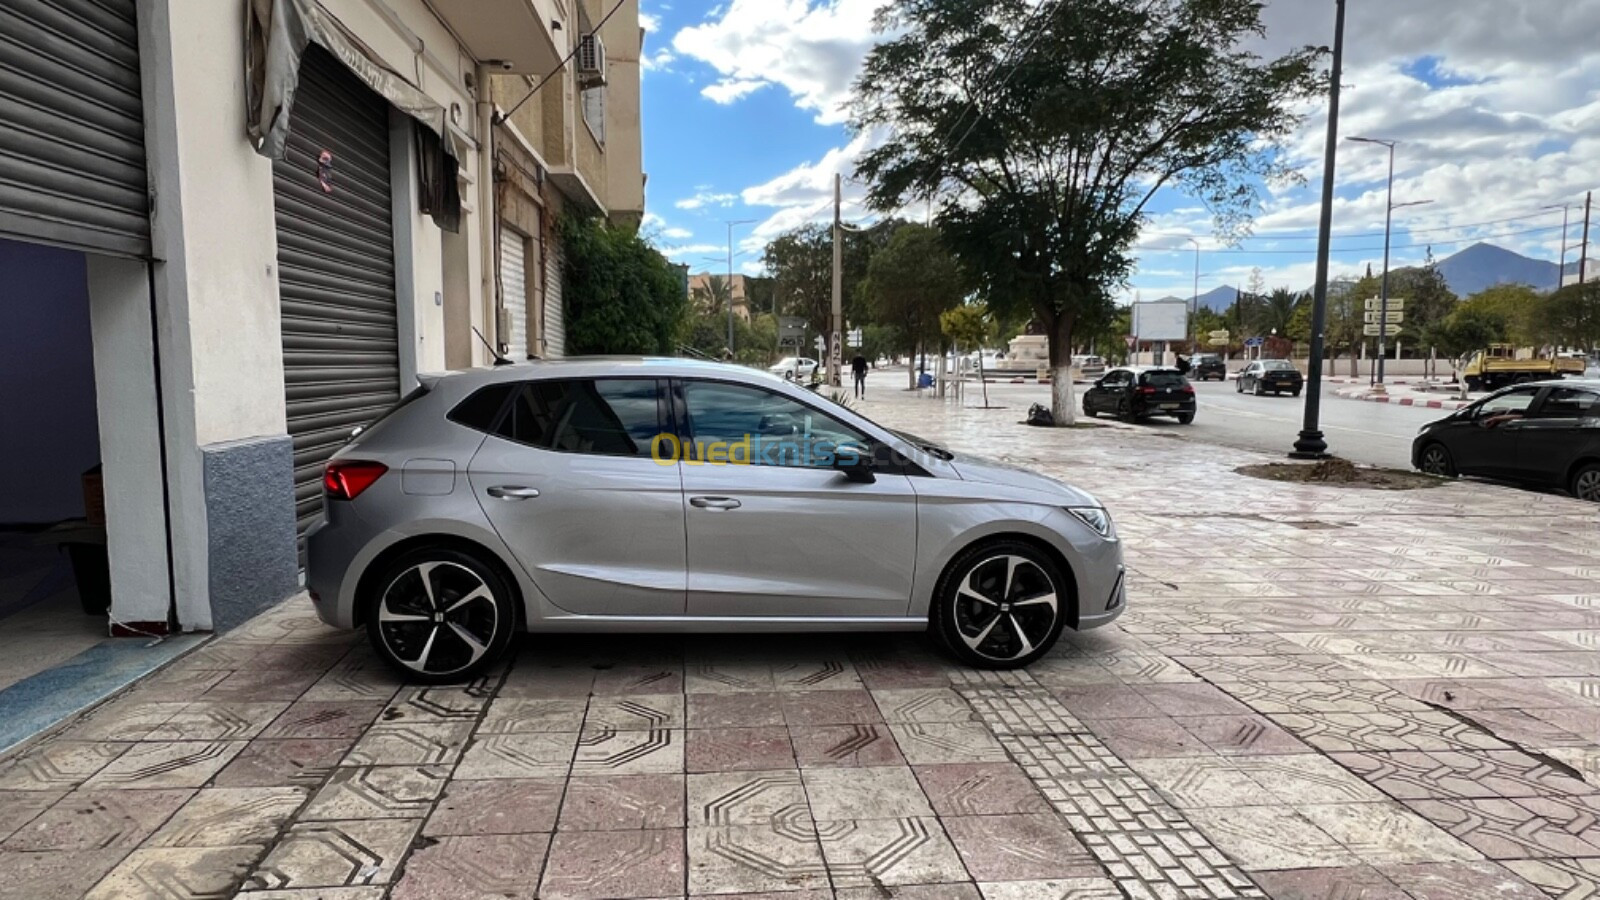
left=307, top=357, right=1125, bottom=682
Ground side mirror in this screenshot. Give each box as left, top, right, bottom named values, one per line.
left=1092, top=378, right=1105, bottom=388
left=833, top=449, right=876, bottom=483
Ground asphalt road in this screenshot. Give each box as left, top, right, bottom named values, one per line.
left=942, top=377, right=1447, bottom=470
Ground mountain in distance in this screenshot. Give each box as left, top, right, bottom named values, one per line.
left=1432, top=242, right=1561, bottom=296
left=1149, top=286, right=1242, bottom=312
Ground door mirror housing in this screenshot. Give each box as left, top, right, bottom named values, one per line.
left=833, top=449, right=876, bottom=483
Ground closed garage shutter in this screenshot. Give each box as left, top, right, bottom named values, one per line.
left=274, top=47, right=398, bottom=544
left=500, top=228, right=528, bottom=359
left=544, top=240, right=566, bottom=358
left=0, top=0, right=149, bottom=257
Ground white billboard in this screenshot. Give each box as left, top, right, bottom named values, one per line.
left=1131, top=300, right=1189, bottom=341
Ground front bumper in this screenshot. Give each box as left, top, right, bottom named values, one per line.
left=1078, top=566, right=1126, bottom=630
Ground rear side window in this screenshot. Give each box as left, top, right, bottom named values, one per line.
left=499, top=379, right=661, bottom=457
left=1142, top=371, right=1188, bottom=387
left=1537, top=388, right=1600, bottom=418
left=448, top=384, right=515, bottom=432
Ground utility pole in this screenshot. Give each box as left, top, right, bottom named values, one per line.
left=830, top=173, right=844, bottom=388
left=724, top=219, right=756, bottom=356
left=1186, top=238, right=1200, bottom=353
left=1582, top=191, right=1592, bottom=286
left=1348, top=136, right=1432, bottom=392
left=1291, top=0, right=1344, bottom=460
left=1543, top=204, right=1573, bottom=290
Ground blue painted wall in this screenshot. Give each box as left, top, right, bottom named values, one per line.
left=0, top=238, right=100, bottom=524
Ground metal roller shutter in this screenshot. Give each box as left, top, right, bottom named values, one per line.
left=500, top=228, right=528, bottom=359
left=0, top=0, right=149, bottom=257
left=544, top=240, right=566, bottom=358
left=274, top=47, right=398, bottom=546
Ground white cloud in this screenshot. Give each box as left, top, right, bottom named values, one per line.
left=675, top=190, right=738, bottom=210
left=641, top=47, right=675, bottom=73
left=639, top=11, right=661, bottom=31
left=662, top=226, right=694, bottom=240
left=660, top=242, right=727, bottom=257
left=702, top=79, right=769, bottom=104
left=670, top=0, right=888, bottom=123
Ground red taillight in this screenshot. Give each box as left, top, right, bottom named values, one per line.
left=324, top=461, right=388, bottom=500
left=1139, top=386, right=1157, bottom=394
left=1181, top=385, right=1195, bottom=394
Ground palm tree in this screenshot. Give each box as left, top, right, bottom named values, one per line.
left=691, top=275, right=732, bottom=316
left=1260, top=287, right=1300, bottom=338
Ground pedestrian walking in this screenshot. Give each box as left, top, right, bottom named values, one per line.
left=851, top=353, right=869, bottom=398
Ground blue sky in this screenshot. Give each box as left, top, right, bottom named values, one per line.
left=638, top=0, right=1599, bottom=302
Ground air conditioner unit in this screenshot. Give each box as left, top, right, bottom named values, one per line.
left=577, top=33, right=607, bottom=87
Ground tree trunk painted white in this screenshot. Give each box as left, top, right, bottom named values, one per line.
left=1051, top=366, right=1077, bottom=425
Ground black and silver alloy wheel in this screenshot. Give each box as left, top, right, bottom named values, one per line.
left=367, top=549, right=515, bottom=682
left=935, top=542, right=1068, bottom=668
left=1419, top=444, right=1455, bottom=478
left=1572, top=464, right=1600, bottom=503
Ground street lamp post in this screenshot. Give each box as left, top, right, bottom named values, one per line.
left=725, top=219, right=756, bottom=355
left=1542, top=204, right=1576, bottom=290
left=1348, top=135, right=1432, bottom=391
left=1291, top=0, right=1345, bottom=460
left=1185, top=237, right=1200, bottom=353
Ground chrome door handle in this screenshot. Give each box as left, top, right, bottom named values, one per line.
left=487, top=485, right=541, bottom=500
left=690, top=496, right=741, bottom=510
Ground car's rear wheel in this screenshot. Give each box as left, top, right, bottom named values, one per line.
left=1117, top=398, right=1134, bottom=422
left=365, top=547, right=517, bottom=683
left=1418, top=443, right=1456, bottom=478
left=1176, top=412, right=1194, bottom=424
left=1571, top=463, right=1600, bottom=502
left=1253, top=381, right=1264, bottom=396
left=933, top=541, right=1069, bottom=669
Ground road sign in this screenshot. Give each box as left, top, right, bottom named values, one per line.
left=1124, top=336, right=1137, bottom=349
left=1362, top=323, right=1399, bottom=337
left=1363, top=310, right=1404, bottom=324
left=813, top=335, right=826, bottom=353
left=847, top=328, right=862, bottom=348
left=1208, top=329, right=1230, bottom=340
left=778, top=316, right=806, bottom=340
left=1207, top=337, right=1229, bottom=347
left=1244, top=336, right=1265, bottom=348
left=1364, top=297, right=1406, bottom=311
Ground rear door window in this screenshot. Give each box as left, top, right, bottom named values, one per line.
left=1534, top=388, right=1600, bottom=419
left=497, top=379, right=663, bottom=458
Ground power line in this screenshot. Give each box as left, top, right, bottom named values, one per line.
left=1134, top=223, right=1569, bottom=256
left=496, top=0, right=630, bottom=125
left=1142, top=208, right=1573, bottom=247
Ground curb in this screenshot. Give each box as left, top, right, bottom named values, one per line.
left=1325, top=376, right=1419, bottom=385
left=1334, top=387, right=1471, bottom=410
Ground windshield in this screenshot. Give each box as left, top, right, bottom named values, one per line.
left=1142, top=371, right=1188, bottom=387
left=1262, top=360, right=1295, bottom=371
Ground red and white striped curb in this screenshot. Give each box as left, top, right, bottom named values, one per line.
left=1325, top=376, right=1419, bottom=385
left=1334, top=387, right=1471, bottom=410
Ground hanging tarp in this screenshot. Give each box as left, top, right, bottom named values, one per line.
left=246, top=0, right=462, bottom=230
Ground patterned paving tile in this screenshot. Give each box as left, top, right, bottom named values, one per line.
left=686, top=693, right=785, bottom=729
left=1330, top=749, right=1596, bottom=801
left=1087, top=716, right=1212, bottom=759
left=147, top=787, right=307, bottom=848
left=1052, top=684, right=1164, bottom=720
left=200, top=667, right=323, bottom=702
left=572, top=727, right=683, bottom=775
left=1377, top=861, right=1551, bottom=899
left=2, top=788, right=192, bottom=852
left=1184, top=806, right=1358, bottom=870
left=84, top=741, right=247, bottom=789
left=1249, top=865, right=1410, bottom=900
left=257, top=701, right=386, bottom=741
left=780, top=690, right=883, bottom=726
left=56, top=701, right=186, bottom=742
left=888, top=722, right=1009, bottom=764
left=340, top=722, right=473, bottom=767
left=913, top=763, right=1051, bottom=817
left=84, top=845, right=263, bottom=900
left=772, top=659, right=864, bottom=691
left=1297, top=802, right=1481, bottom=866
left=143, top=701, right=292, bottom=742
left=685, top=726, right=796, bottom=773
left=1230, top=755, right=1387, bottom=805
left=424, top=778, right=563, bottom=835
left=817, top=816, right=969, bottom=888
left=1226, top=681, right=1431, bottom=716
left=1502, top=857, right=1600, bottom=900
left=389, top=832, right=550, bottom=900
left=1129, top=757, right=1279, bottom=808
left=686, top=664, right=777, bottom=694
left=687, top=823, right=829, bottom=895
left=942, top=814, right=1101, bottom=881
left=213, top=738, right=351, bottom=788
left=791, top=723, right=906, bottom=767
left=0, top=847, right=128, bottom=900
left=688, top=770, right=805, bottom=828
left=1402, top=795, right=1600, bottom=859
left=591, top=666, right=685, bottom=697
left=0, top=791, right=62, bottom=843
left=1269, top=710, right=1512, bottom=753
left=958, top=687, right=1086, bottom=736
left=562, top=774, right=685, bottom=830
left=1174, top=715, right=1310, bottom=757
left=540, top=828, right=685, bottom=900
left=585, top=696, right=684, bottom=731
left=300, top=765, right=449, bottom=820
left=872, top=689, right=978, bottom=724
left=840, top=886, right=980, bottom=900
left=803, top=766, right=934, bottom=821
left=1136, top=683, right=1253, bottom=717
left=476, top=698, right=588, bottom=735
left=380, top=684, right=493, bottom=724
left=247, top=819, right=421, bottom=889
left=453, top=732, right=577, bottom=779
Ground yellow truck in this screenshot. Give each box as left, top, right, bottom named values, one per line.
left=1460, top=345, right=1586, bottom=391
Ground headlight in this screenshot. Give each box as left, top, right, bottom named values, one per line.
left=1066, top=506, right=1114, bottom=538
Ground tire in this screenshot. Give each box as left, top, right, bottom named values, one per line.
left=1571, top=463, right=1600, bottom=503
left=1292, top=389, right=1302, bottom=398
left=1117, top=399, right=1134, bottom=422
left=1176, top=412, right=1194, bottom=425
left=1464, top=376, right=1482, bottom=392
left=1235, top=378, right=1243, bottom=393
left=1253, top=380, right=1264, bottom=396
left=932, top=540, right=1070, bottom=669
left=364, top=546, right=518, bottom=684
left=1418, top=443, right=1457, bottom=478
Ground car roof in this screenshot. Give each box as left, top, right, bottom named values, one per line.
left=1113, top=365, right=1181, bottom=373
left=1503, top=377, right=1600, bottom=390
left=418, top=356, right=793, bottom=390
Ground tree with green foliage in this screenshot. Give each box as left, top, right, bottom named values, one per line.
left=1421, top=306, right=1507, bottom=364
left=941, top=302, right=995, bottom=405
left=861, top=223, right=967, bottom=389
left=763, top=222, right=892, bottom=371
left=1529, top=281, right=1600, bottom=351
left=560, top=215, right=687, bottom=355
left=851, top=0, right=1323, bottom=423
left=1390, top=248, right=1457, bottom=346
left=857, top=323, right=905, bottom=365
left=1455, top=284, right=1538, bottom=347
left=1258, top=288, right=1302, bottom=338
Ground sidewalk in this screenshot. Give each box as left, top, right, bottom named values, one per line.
left=1, top=386, right=1597, bottom=899
left=1333, top=382, right=1477, bottom=410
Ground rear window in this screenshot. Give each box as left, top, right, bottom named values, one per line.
left=1262, top=361, right=1296, bottom=371
left=448, top=384, right=515, bottom=432
left=1141, top=371, right=1188, bottom=387
left=500, top=379, right=662, bottom=458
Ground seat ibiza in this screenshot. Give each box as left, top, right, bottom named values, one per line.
left=307, top=358, right=1126, bottom=682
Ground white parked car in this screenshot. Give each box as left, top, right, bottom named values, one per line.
left=1072, top=355, right=1107, bottom=379
left=769, top=357, right=818, bottom=381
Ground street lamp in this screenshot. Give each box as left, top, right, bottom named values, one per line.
left=725, top=219, right=756, bottom=354
left=1348, top=135, right=1433, bottom=391
left=1542, top=203, right=1579, bottom=290
left=1291, top=0, right=1345, bottom=460
left=1185, top=237, right=1201, bottom=353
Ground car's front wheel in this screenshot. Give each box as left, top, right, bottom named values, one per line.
left=1418, top=443, right=1456, bottom=478
left=365, top=547, right=517, bottom=683
left=933, top=541, right=1069, bottom=669
left=1571, top=463, right=1600, bottom=502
